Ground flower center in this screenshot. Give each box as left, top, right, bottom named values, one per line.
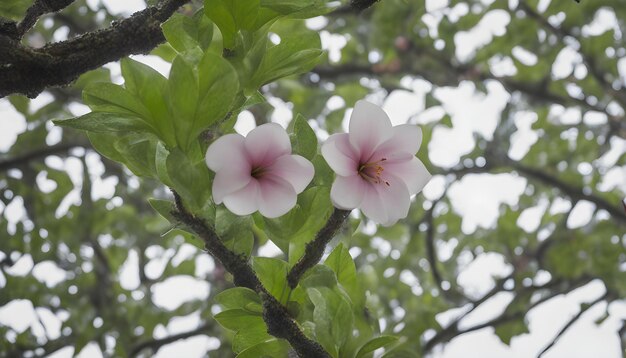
left=358, top=158, right=389, bottom=186
left=251, top=166, right=267, bottom=179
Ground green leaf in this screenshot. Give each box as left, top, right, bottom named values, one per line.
left=248, top=20, right=323, bottom=89
left=307, top=287, right=357, bottom=357
left=164, top=148, right=212, bottom=211
left=260, top=0, right=330, bottom=16
left=494, top=318, right=529, bottom=345
left=168, top=56, right=199, bottom=150
left=148, top=198, right=176, bottom=224
left=324, top=243, right=362, bottom=306
left=215, top=287, right=261, bottom=311
left=163, top=14, right=198, bottom=52
left=356, top=336, right=399, bottom=358
left=236, top=338, right=290, bottom=358
left=300, top=265, right=338, bottom=288
left=196, top=51, right=240, bottom=131
left=87, top=132, right=159, bottom=178
left=82, top=83, right=151, bottom=119
left=325, top=243, right=357, bottom=288
left=214, top=309, right=262, bottom=330
left=148, top=198, right=197, bottom=236
left=205, top=0, right=260, bottom=48
left=251, top=257, right=291, bottom=304
left=233, top=319, right=274, bottom=353
left=120, top=58, right=175, bottom=146
left=73, top=67, right=111, bottom=90
left=260, top=186, right=333, bottom=258
left=214, top=309, right=272, bottom=353
left=53, top=112, right=153, bottom=134
left=311, top=154, right=334, bottom=187
left=162, top=10, right=214, bottom=52
left=215, top=208, right=254, bottom=256
left=291, top=114, right=317, bottom=160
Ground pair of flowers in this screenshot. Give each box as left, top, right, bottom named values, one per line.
left=205, top=100, right=431, bottom=226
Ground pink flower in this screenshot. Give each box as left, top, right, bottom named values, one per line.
left=321, top=100, right=431, bottom=226
left=205, top=123, right=314, bottom=218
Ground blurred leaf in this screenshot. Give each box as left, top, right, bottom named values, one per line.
left=356, top=336, right=399, bottom=358
left=291, top=114, right=318, bottom=160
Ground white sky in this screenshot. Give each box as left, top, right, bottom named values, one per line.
left=1, top=0, right=626, bottom=357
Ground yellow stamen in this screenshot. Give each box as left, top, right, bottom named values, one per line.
left=358, top=158, right=389, bottom=185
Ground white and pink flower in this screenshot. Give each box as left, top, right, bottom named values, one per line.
left=322, top=100, right=431, bottom=226
left=206, top=123, right=314, bottom=218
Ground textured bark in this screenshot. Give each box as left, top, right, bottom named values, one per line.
left=0, top=0, right=189, bottom=98
left=170, top=191, right=331, bottom=358
left=287, top=208, right=351, bottom=288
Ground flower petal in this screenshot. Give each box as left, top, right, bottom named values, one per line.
left=212, top=168, right=252, bottom=204
left=384, top=157, right=431, bottom=195
left=258, top=176, right=297, bottom=218
left=373, top=124, right=423, bottom=161
left=222, top=180, right=260, bottom=216
left=360, top=174, right=410, bottom=225
left=244, top=123, right=291, bottom=166
left=321, top=133, right=359, bottom=177
left=266, top=155, right=314, bottom=193
left=360, top=185, right=388, bottom=224
left=330, top=174, right=367, bottom=210
left=205, top=133, right=247, bottom=172
left=348, top=100, right=393, bottom=161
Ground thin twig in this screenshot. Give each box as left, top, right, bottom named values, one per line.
left=130, top=323, right=212, bottom=357
left=15, top=0, right=76, bottom=38
left=536, top=292, right=608, bottom=358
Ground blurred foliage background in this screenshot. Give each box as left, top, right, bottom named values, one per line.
left=1, top=0, right=625, bottom=357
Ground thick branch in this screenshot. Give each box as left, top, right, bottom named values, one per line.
left=287, top=208, right=351, bottom=288
left=0, top=0, right=189, bottom=98
left=170, top=191, right=330, bottom=358
left=171, top=191, right=262, bottom=291
left=350, top=0, right=381, bottom=11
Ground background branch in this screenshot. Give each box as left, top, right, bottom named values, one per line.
left=130, top=323, right=213, bottom=357
left=15, top=0, right=76, bottom=39
left=0, top=140, right=89, bottom=171
left=536, top=292, right=608, bottom=358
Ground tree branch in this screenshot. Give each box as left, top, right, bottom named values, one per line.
left=170, top=191, right=330, bottom=358
left=423, top=203, right=443, bottom=291
left=15, top=0, right=77, bottom=39
left=508, top=160, right=626, bottom=224
left=0, top=0, right=190, bottom=98
left=130, top=322, right=213, bottom=357
left=423, top=275, right=594, bottom=353
left=439, top=160, right=626, bottom=225
left=286, top=208, right=351, bottom=288
left=536, top=292, right=607, bottom=358
left=0, top=140, right=89, bottom=171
